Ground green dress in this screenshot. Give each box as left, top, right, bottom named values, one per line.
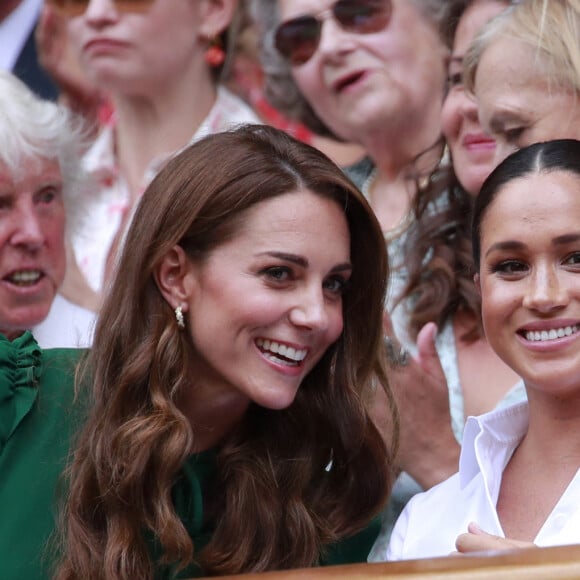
left=155, top=452, right=381, bottom=578
left=0, top=332, right=83, bottom=580
left=0, top=332, right=379, bottom=578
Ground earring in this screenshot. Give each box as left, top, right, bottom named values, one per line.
left=204, top=35, right=225, bottom=67
left=175, top=306, right=185, bottom=329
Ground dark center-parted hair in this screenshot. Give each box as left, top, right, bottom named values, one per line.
left=58, top=125, right=395, bottom=579
left=472, top=138, right=580, bottom=271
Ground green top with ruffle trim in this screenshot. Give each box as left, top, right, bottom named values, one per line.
left=0, top=332, right=83, bottom=580
left=154, top=451, right=380, bottom=579
left=0, top=333, right=379, bottom=579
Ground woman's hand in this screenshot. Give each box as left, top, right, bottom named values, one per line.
left=383, top=314, right=460, bottom=489
left=455, top=522, right=537, bottom=554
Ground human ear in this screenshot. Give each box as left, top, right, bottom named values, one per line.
left=198, top=0, right=237, bottom=38
left=474, top=273, right=481, bottom=296
left=154, top=245, right=197, bottom=312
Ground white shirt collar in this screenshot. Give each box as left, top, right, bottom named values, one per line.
left=459, top=401, right=529, bottom=488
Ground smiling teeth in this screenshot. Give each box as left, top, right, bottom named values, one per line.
left=256, top=338, right=307, bottom=363
left=525, top=325, right=579, bottom=342
left=8, top=270, right=41, bottom=286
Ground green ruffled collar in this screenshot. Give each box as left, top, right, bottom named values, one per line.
left=0, top=331, right=42, bottom=450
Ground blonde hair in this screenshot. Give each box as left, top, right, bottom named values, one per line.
left=464, top=0, right=580, bottom=94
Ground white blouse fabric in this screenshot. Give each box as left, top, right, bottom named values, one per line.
left=374, top=402, right=580, bottom=561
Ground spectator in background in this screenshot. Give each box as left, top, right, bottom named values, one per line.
left=0, top=69, right=94, bottom=580
left=44, top=0, right=261, bottom=307
left=464, top=0, right=580, bottom=160
left=0, top=70, right=95, bottom=348
left=255, top=0, right=448, bottom=239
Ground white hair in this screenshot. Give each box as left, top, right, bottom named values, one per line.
left=0, top=70, right=90, bottom=233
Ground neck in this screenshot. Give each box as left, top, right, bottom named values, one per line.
left=180, top=385, right=251, bottom=453
left=365, top=88, right=443, bottom=182
left=112, top=74, right=218, bottom=198
left=523, top=389, right=580, bottom=463
left=364, top=167, right=416, bottom=233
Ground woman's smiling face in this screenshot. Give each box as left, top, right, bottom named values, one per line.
left=180, top=189, right=351, bottom=411
left=476, top=169, right=580, bottom=397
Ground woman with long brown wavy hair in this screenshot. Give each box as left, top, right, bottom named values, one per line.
left=56, top=124, right=396, bottom=579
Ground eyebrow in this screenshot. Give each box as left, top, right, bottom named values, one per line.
left=487, top=110, right=524, bottom=133
left=485, top=233, right=580, bottom=258
left=553, top=233, right=580, bottom=245
left=257, top=251, right=352, bottom=272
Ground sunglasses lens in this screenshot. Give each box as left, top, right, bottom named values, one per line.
left=275, top=16, right=321, bottom=66
left=334, top=0, right=391, bottom=32
left=275, top=0, right=391, bottom=66
left=47, top=0, right=154, bottom=16
left=46, top=0, right=84, bottom=16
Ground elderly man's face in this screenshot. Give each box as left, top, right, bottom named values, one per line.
left=0, top=158, right=66, bottom=339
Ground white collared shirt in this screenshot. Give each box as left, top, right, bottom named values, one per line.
left=0, top=0, right=42, bottom=71
left=370, top=402, right=580, bottom=561
left=32, top=294, right=96, bottom=349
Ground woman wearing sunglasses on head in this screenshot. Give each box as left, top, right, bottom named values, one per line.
left=44, top=0, right=261, bottom=307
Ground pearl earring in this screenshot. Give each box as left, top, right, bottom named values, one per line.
left=175, top=306, right=185, bottom=329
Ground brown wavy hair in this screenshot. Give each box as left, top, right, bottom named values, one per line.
left=56, top=125, right=395, bottom=579
left=399, top=0, right=515, bottom=341
left=398, top=158, right=481, bottom=341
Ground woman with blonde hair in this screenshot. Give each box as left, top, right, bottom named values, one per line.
left=57, top=125, right=396, bottom=579
left=464, top=0, right=580, bottom=162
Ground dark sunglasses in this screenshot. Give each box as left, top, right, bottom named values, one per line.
left=47, top=0, right=154, bottom=17
left=274, top=0, right=392, bottom=66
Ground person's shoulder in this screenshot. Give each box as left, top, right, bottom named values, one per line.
left=43, top=345, right=87, bottom=366
left=41, top=347, right=87, bottom=396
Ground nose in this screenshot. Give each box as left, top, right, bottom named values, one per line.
left=460, top=90, right=479, bottom=122
left=10, top=204, right=44, bottom=252
left=316, top=15, right=357, bottom=61
left=85, top=0, right=119, bottom=23
left=289, top=286, right=331, bottom=332
left=523, top=265, right=568, bottom=313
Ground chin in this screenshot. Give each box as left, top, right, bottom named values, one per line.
left=256, top=391, right=299, bottom=411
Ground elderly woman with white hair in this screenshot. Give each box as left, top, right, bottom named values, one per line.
left=0, top=69, right=96, bottom=580
left=0, top=69, right=95, bottom=348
